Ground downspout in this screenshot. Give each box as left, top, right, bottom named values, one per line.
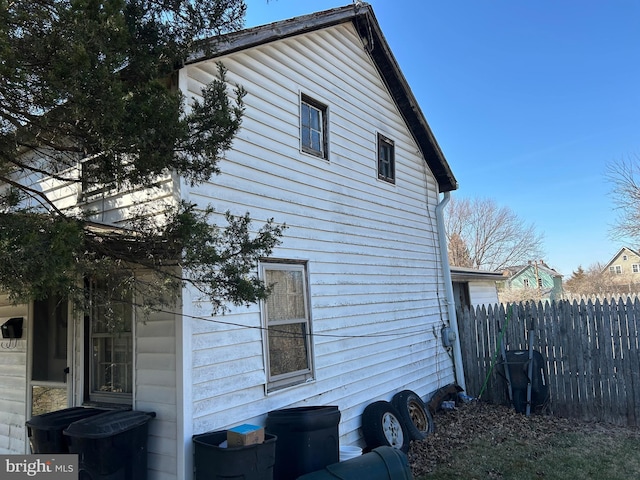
left=435, top=191, right=467, bottom=391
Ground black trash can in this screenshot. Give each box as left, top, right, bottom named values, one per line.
left=63, top=410, right=155, bottom=480
left=193, top=430, right=277, bottom=480
left=504, top=350, right=550, bottom=413
left=297, top=446, right=412, bottom=480
left=266, top=406, right=341, bottom=480
left=26, top=407, right=104, bottom=453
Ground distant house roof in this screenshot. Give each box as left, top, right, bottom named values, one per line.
left=450, top=266, right=504, bottom=282
left=502, top=261, right=562, bottom=279
left=186, top=4, right=458, bottom=193
left=603, top=246, right=640, bottom=270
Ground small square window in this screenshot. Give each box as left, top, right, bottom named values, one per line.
left=300, top=95, right=327, bottom=159
left=377, top=133, right=395, bottom=183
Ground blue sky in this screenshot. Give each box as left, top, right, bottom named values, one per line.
left=244, top=1, right=640, bottom=276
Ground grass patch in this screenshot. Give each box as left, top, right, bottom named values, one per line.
left=410, top=402, right=640, bottom=480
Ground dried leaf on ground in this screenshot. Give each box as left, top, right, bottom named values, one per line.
left=408, top=401, right=640, bottom=478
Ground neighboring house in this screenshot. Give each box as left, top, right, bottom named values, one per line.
left=603, top=246, right=640, bottom=281
left=0, top=5, right=462, bottom=480
left=451, top=267, right=502, bottom=310
left=499, top=261, right=563, bottom=303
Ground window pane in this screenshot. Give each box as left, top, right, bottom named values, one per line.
left=302, top=129, right=312, bottom=150
left=311, top=131, right=322, bottom=152
left=32, top=386, right=67, bottom=417
left=301, top=103, right=310, bottom=128
left=266, top=269, right=305, bottom=322
left=92, top=335, right=132, bottom=394
left=268, top=323, right=309, bottom=376
left=309, top=107, right=321, bottom=130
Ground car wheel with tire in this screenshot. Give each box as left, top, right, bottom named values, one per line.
left=391, top=390, right=435, bottom=441
left=361, top=400, right=410, bottom=453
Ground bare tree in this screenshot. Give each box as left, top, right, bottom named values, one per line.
left=444, top=196, right=545, bottom=271
left=564, top=262, right=630, bottom=296
left=607, top=156, right=640, bottom=242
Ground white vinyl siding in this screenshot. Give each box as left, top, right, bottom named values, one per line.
left=0, top=300, right=29, bottom=454
left=467, top=282, right=500, bottom=308
left=183, top=21, right=452, bottom=450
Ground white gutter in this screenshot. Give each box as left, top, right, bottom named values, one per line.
left=435, top=191, right=467, bottom=391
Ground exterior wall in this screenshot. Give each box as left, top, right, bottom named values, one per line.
left=0, top=299, right=29, bottom=454
left=605, top=248, right=640, bottom=288
left=507, top=267, right=562, bottom=301
left=134, top=304, right=180, bottom=480
left=180, top=21, right=454, bottom=474
left=467, top=281, right=500, bottom=307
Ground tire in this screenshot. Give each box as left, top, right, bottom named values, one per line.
left=361, top=400, right=410, bottom=453
left=392, top=390, right=435, bottom=441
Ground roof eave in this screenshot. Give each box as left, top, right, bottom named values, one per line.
left=186, top=4, right=458, bottom=193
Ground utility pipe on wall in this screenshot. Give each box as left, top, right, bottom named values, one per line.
left=435, top=191, right=467, bottom=392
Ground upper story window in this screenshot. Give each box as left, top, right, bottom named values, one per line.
left=261, top=261, right=314, bottom=392
left=523, top=278, right=530, bottom=288
left=623, top=255, right=628, bottom=261
left=610, top=265, right=622, bottom=274
left=81, top=156, right=117, bottom=199
left=377, top=133, right=395, bottom=183
left=300, top=95, right=328, bottom=159
left=633, top=264, right=640, bottom=273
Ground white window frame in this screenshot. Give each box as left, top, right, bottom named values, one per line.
left=523, top=278, right=530, bottom=288
left=633, top=264, right=640, bottom=273
left=300, top=94, right=328, bottom=159
left=261, top=261, right=314, bottom=392
left=610, top=265, right=622, bottom=274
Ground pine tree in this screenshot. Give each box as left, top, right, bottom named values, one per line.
left=0, top=0, right=284, bottom=312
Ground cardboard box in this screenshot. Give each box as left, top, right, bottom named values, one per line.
left=227, top=424, right=265, bottom=447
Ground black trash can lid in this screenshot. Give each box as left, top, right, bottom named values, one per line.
left=63, top=410, right=155, bottom=439
left=26, top=407, right=104, bottom=430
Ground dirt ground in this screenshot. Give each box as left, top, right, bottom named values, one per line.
left=407, top=401, right=640, bottom=478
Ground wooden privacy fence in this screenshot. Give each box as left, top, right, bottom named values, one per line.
left=457, top=298, right=640, bottom=426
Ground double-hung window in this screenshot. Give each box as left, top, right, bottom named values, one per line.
left=86, top=279, right=133, bottom=404
left=300, top=95, right=327, bottom=159
left=377, top=133, right=395, bottom=183
left=262, top=262, right=313, bottom=391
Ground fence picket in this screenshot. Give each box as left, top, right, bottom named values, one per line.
left=459, top=296, right=639, bottom=426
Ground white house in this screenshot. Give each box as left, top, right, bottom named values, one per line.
left=450, top=266, right=502, bottom=310
left=0, top=5, right=462, bottom=479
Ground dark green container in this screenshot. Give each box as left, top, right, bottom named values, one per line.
left=26, top=407, right=104, bottom=453
left=64, top=410, right=155, bottom=480
left=193, top=430, right=277, bottom=480
left=266, top=406, right=341, bottom=480
left=297, top=446, right=413, bottom=480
